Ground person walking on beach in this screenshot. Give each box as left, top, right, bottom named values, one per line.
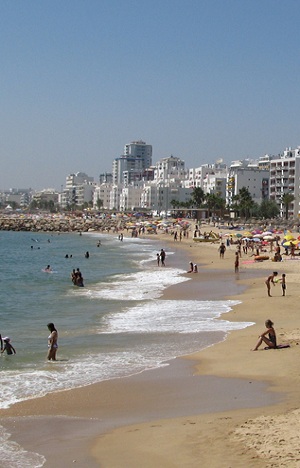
left=47, top=323, right=58, bottom=361
left=252, top=319, right=277, bottom=350
left=234, top=251, right=239, bottom=273
left=218, top=242, right=226, bottom=259
left=265, top=272, right=278, bottom=297
left=280, top=273, right=286, bottom=296
left=1, top=337, right=16, bottom=355
left=156, top=253, right=160, bottom=266
left=0, top=334, right=3, bottom=351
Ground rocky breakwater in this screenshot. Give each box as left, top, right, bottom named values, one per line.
left=0, top=215, right=125, bottom=233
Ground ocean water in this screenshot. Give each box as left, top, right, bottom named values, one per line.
left=0, top=230, right=254, bottom=466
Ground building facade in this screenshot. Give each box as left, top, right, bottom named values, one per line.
left=269, top=147, right=300, bottom=218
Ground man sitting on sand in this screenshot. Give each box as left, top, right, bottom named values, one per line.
left=265, top=272, right=278, bottom=297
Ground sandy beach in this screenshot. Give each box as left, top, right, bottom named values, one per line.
left=1, top=223, right=300, bottom=467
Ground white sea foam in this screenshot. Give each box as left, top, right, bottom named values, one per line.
left=102, top=299, right=252, bottom=333
left=0, top=299, right=253, bottom=410
left=81, top=268, right=189, bottom=301
left=0, top=425, right=45, bottom=467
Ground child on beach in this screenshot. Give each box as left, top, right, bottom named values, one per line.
left=280, top=274, right=286, bottom=296
left=265, top=272, right=278, bottom=297
left=1, top=337, right=16, bottom=355
left=252, top=320, right=277, bottom=351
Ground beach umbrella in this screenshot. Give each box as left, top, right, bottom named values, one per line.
left=284, top=234, right=295, bottom=241
left=282, top=242, right=290, bottom=248
left=253, top=238, right=261, bottom=242
left=262, top=231, right=273, bottom=236
left=235, top=233, right=243, bottom=238
left=263, top=235, right=276, bottom=240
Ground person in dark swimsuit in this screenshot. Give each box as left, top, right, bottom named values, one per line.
left=1, top=337, right=16, bottom=355
left=252, top=319, right=277, bottom=350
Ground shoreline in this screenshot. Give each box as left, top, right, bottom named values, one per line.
left=1, top=226, right=300, bottom=466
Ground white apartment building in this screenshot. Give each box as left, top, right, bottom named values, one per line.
left=66, top=172, right=94, bottom=188
left=61, top=172, right=95, bottom=208
left=119, top=185, right=144, bottom=211
left=75, top=182, right=95, bottom=206
left=109, top=185, right=123, bottom=211
left=140, top=181, right=192, bottom=212
left=154, top=155, right=187, bottom=181
left=269, top=147, right=300, bottom=218
left=187, top=161, right=228, bottom=190
left=203, top=174, right=227, bottom=199
left=227, top=160, right=269, bottom=208
left=93, top=184, right=112, bottom=210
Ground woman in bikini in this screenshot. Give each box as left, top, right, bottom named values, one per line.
left=252, top=319, right=277, bottom=350
left=47, top=323, right=58, bottom=360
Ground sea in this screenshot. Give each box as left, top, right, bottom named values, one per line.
left=0, top=229, right=254, bottom=466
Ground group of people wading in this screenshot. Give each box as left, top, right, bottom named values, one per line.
left=71, top=268, right=84, bottom=287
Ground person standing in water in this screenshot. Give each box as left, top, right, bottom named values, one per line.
left=160, top=249, right=166, bottom=266
left=47, top=323, right=58, bottom=361
left=1, top=337, right=16, bottom=355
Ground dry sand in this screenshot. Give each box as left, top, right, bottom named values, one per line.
left=1, top=223, right=300, bottom=467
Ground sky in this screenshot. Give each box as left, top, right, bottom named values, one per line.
left=1, top=0, right=300, bottom=191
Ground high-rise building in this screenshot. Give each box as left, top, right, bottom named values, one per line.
left=112, top=140, right=152, bottom=185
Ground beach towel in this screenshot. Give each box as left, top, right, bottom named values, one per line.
left=264, top=344, right=290, bottom=350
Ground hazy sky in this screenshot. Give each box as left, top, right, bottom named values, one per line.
left=1, top=0, right=300, bottom=190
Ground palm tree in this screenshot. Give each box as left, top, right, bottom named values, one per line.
left=191, top=187, right=205, bottom=208
left=170, top=199, right=180, bottom=209
left=205, top=193, right=218, bottom=218
left=232, top=187, right=255, bottom=219
left=281, top=193, right=295, bottom=220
